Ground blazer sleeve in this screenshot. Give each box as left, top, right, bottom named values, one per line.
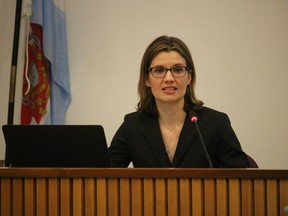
left=108, top=115, right=132, bottom=167
left=213, top=113, right=249, bottom=168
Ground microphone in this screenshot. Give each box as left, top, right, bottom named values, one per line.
left=189, top=111, right=213, bottom=168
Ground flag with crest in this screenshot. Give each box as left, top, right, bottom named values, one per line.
left=21, top=0, right=71, bottom=125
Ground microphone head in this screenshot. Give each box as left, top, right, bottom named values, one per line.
left=189, top=111, right=198, bottom=122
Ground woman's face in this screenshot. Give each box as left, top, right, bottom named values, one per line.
left=146, top=51, right=191, bottom=106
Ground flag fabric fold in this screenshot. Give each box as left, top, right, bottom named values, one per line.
left=21, top=0, right=71, bottom=125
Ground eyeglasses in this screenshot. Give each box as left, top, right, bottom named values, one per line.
left=148, top=65, right=189, bottom=78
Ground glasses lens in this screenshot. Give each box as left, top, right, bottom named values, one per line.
left=171, top=66, right=186, bottom=77
left=151, top=67, right=166, bottom=78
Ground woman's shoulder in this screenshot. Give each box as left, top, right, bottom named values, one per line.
left=124, top=111, right=155, bottom=123
left=124, top=111, right=142, bottom=120
left=196, top=106, right=229, bottom=121
left=121, top=111, right=157, bottom=132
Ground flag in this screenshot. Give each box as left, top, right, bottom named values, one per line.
left=21, top=0, right=71, bottom=125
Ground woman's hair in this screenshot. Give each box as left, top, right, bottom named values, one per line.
left=136, top=35, right=203, bottom=115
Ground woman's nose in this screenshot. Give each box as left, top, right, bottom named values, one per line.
left=164, top=70, right=174, bottom=81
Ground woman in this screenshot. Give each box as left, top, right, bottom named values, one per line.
left=108, top=35, right=249, bottom=168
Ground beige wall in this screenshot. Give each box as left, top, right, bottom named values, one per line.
left=1, top=0, right=288, bottom=168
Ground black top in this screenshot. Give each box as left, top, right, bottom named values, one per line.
left=109, top=107, right=249, bottom=168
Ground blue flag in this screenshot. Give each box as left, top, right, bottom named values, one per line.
left=21, top=0, right=71, bottom=124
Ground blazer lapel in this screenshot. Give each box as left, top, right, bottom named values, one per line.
left=142, top=116, right=170, bottom=167
left=172, top=114, right=198, bottom=167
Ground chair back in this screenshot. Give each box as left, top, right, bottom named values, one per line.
left=247, top=155, right=258, bottom=168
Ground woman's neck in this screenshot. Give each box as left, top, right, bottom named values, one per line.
left=157, top=101, right=186, bottom=127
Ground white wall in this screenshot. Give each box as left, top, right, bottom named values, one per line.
left=1, top=0, right=288, bottom=168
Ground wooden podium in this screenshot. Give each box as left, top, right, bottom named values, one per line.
left=0, top=168, right=288, bottom=216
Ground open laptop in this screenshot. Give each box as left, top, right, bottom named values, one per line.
left=2, top=125, right=111, bottom=167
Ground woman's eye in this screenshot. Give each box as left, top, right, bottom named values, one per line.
left=173, top=66, right=182, bottom=73
left=154, top=67, right=165, bottom=73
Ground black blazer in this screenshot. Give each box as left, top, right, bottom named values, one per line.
left=108, top=107, right=249, bottom=168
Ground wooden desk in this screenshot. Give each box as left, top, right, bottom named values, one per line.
left=0, top=168, right=288, bottom=216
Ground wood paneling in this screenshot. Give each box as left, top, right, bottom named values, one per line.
left=0, top=168, right=287, bottom=216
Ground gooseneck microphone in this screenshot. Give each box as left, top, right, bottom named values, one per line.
left=189, top=111, right=213, bottom=168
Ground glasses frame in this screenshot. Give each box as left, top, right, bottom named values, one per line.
left=148, top=66, right=189, bottom=78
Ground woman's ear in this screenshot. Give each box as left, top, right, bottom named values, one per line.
left=146, top=79, right=151, bottom=87
left=187, top=72, right=192, bottom=85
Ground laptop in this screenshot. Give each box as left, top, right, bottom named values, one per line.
left=2, top=125, right=111, bottom=167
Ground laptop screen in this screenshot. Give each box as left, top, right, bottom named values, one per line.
left=2, top=125, right=111, bottom=167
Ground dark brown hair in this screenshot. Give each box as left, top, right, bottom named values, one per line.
left=137, top=36, right=203, bottom=115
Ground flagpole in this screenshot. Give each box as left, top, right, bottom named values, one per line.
left=5, top=0, right=23, bottom=166
left=7, top=0, right=22, bottom=125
